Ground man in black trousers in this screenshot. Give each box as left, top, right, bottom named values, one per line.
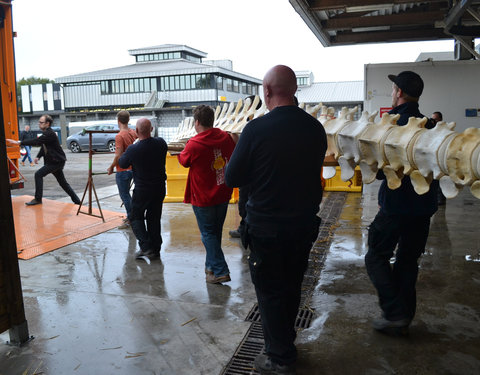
left=119, top=118, right=168, bottom=260
left=8, top=115, right=80, bottom=206
left=365, top=71, right=439, bottom=334
left=226, top=65, right=327, bottom=374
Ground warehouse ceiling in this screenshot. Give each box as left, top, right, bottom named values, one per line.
left=289, top=0, right=480, bottom=54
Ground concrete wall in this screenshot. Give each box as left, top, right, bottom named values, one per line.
left=364, top=60, right=480, bottom=133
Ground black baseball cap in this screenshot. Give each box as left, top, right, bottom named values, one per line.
left=388, top=71, right=424, bottom=98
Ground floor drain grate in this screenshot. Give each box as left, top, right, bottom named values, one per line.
left=245, top=304, right=315, bottom=329
left=222, top=192, right=347, bottom=375
left=223, top=323, right=263, bottom=375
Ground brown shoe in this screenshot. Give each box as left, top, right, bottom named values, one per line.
left=30, top=162, right=35, bottom=166
left=21, top=161, right=25, bottom=166
left=206, top=273, right=231, bottom=284
left=118, top=218, right=130, bottom=229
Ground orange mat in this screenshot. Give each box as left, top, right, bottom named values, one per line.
left=12, top=195, right=124, bottom=260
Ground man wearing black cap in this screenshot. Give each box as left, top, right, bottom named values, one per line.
left=365, top=71, right=438, bottom=334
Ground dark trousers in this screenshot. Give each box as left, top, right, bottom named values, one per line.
left=365, top=211, right=431, bottom=320
left=34, top=162, right=80, bottom=203
left=130, top=189, right=165, bottom=253
left=247, top=221, right=319, bottom=365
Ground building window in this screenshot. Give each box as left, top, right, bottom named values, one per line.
left=217, top=76, right=223, bottom=90
left=297, top=77, right=308, bottom=86
left=241, top=82, right=247, bottom=94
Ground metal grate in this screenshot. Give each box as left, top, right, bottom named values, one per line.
left=222, top=323, right=263, bottom=375
left=222, top=192, right=347, bottom=375
left=245, top=304, right=315, bottom=330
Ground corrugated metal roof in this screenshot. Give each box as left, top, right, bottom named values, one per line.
left=296, top=81, right=363, bottom=103
left=56, top=59, right=262, bottom=84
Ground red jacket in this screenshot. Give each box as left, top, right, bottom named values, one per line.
left=178, top=128, right=235, bottom=207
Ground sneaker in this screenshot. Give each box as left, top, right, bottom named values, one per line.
left=254, top=354, right=296, bottom=374
left=372, top=316, right=410, bottom=334
left=229, top=229, right=241, bottom=238
left=205, top=273, right=231, bottom=284
left=118, top=218, right=130, bottom=229
left=25, top=199, right=42, bottom=206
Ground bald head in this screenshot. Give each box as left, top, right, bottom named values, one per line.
left=263, top=65, right=297, bottom=110
left=136, top=118, right=152, bottom=140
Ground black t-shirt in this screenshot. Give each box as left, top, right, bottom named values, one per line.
left=118, top=137, right=167, bottom=192
left=225, top=105, right=327, bottom=234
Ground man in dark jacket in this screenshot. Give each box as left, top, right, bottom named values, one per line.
left=225, top=65, right=327, bottom=374
left=8, top=115, right=80, bottom=206
left=118, top=118, right=168, bottom=260
left=19, top=125, right=35, bottom=166
left=365, top=71, right=438, bottom=334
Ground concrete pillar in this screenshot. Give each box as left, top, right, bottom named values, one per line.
left=59, top=113, right=68, bottom=149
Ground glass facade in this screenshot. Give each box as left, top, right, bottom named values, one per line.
left=95, top=74, right=257, bottom=95
left=135, top=51, right=202, bottom=63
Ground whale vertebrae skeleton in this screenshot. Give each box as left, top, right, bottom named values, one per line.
left=323, top=106, right=480, bottom=200
left=168, top=97, right=480, bottom=200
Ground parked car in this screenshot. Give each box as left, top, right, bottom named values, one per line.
left=67, top=124, right=135, bottom=153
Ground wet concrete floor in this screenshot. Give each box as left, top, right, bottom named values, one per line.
left=2, top=176, right=480, bottom=374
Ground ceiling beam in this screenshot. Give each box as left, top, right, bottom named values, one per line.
left=323, top=10, right=445, bottom=30
left=332, top=27, right=450, bottom=44
left=309, top=0, right=447, bottom=11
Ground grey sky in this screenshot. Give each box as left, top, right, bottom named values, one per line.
left=12, top=0, right=455, bottom=82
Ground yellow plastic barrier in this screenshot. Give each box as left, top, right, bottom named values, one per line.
left=324, top=166, right=362, bottom=192
left=165, top=153, right=238, bottom=203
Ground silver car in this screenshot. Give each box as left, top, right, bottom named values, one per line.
left=67, top=124, right=119, bottom=153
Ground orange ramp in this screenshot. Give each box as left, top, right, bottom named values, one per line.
left=12, top=195, right=124, bottom=260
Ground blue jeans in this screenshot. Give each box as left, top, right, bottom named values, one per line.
left=116, top=170, right=133, bottom=220
left=192, top=202, right=230, bottom=277
left=22, top=145, right=32, bottom=163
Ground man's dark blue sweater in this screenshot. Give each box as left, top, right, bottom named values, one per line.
left=118, top=137, right=167, bottom=192
left=377, top=101, right=438, bottom=216
left=225, top=105, right=327, bottom=235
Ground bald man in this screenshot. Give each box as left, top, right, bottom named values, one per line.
left=226, top=65, right=327, bottom=373
left=118, top=118, right=168, bottom=260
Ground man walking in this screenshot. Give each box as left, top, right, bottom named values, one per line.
left=118, top=118, right=167, bottom=260
left=365, top=71, right=439, bottom=334
left=8, top=115, right=81, bottom=206
left=107, top=110, right=137, bottom=229
left=178, top=105, right=236, bottom=284
left=19, top=125, right=35, bottom=166
left=225, top=65, right=327, bottom=374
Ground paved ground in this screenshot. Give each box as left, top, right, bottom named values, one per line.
left=3, top=158, right=480, bottom=374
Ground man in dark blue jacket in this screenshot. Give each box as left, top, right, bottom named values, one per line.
left=365, top=71, right=438, bottom=334
left=226, top=65, right=327, bottom=374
